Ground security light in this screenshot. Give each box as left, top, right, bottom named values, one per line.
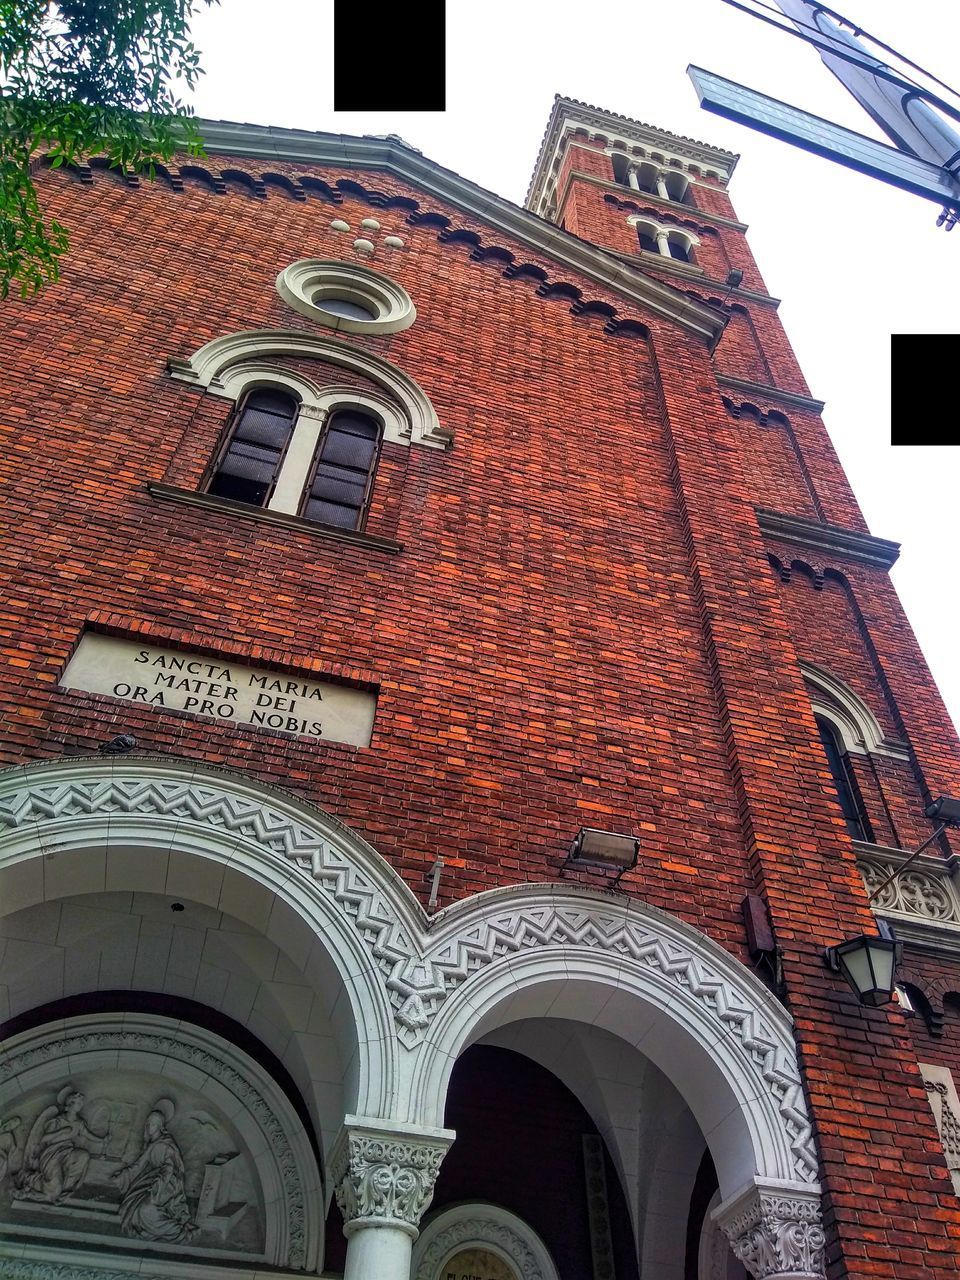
left=924, top=795, right=960, bottom=826
left=564, top=828, right=639, bottom=885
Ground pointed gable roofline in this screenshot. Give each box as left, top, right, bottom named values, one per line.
left=195, top=119, right=726, bottom=347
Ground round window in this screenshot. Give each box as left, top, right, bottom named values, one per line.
left=314, top=296, right=379, bottom=322
left=277, top=259, right=416, bottom=334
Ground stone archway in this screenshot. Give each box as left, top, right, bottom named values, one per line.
left=413, top=1203, right=560, bottom=1280
left=404, top=884, right=825, bottom=1279
left=0, top=756, right=407, bottom=1143
left=0, top=761, right=826, bottom=1279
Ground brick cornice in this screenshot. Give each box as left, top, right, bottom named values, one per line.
left=756, top=508, right=900, bottom=570
left=194, top=121, right=725, bottom=347
left=609, top=248, right=779, bottom=307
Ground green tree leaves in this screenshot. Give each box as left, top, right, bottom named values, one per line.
left=0, top=0, right=214, bottom=297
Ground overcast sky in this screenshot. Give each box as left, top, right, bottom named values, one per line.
left=182, top=0, right=960, bottom=734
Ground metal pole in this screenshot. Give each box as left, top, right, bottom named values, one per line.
left=866, top=824, right=948, bottom=903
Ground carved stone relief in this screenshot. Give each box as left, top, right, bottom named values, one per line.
left=440, top=1247, right=520, bottom=1280
left=0, top=1015, right=322, bottom=1271
left=920, top=1063, right=960, bottom=1195
left=858, top=855, right=960, bottom=925
left=715, top=1183, right=825, bottom=1280
left=0, top=1072, right=264, bottom=1256
left=331, top=1123, right=452, bottom=1237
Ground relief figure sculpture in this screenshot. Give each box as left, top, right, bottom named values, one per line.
left=0, top=1116, right=22, bottom=1182
left=113, top=1099, right=198, bottom=1242
left=12, top=1087, right=106, bottom=1203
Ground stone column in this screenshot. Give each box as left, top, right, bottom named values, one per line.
left=656, top=230, right=672, bottom=258
left=656, top=174, right=670, bottom=199
left=331, top=1116, right=455, bottom=1280
left=626, top=165, right=641, bottom=191
left=713, top=1179, right=826, bottom=1280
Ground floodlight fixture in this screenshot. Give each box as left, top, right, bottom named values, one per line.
left=564, top=828, right=640, bottom=886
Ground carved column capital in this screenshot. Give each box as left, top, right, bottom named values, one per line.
left=713, top=1180, right=826, bottom=1280
left=330, top=1116, right=455, bottom=1240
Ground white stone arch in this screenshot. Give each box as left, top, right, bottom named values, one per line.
left=405, top=884, right=819, bottom=1200
left=167, top=327, right=451, bottom=449
left=802, top=660, right=908, bottom=759
left=0, top=756, right=416, bottom=1144
left=213, top=364, right=410, bottom=447
left=413, top=1202, right=560, bottom=1280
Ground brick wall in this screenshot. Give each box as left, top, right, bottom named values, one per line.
left=3, top=143, right=960, bottom=1271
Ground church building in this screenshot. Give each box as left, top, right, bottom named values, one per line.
left=2, top=94, right=960, bottom=1279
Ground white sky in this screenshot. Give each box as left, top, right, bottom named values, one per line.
left=183, top=0, right=960, bottom=734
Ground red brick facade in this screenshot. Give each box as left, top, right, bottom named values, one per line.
left=2, top=103, right=960, bottom=1277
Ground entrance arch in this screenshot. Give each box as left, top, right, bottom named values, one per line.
left=1, top=760, right=826, bottom=1277
left=0, top=755, right=408, bottom=1141
left=405, top=885, right=825, bottom=1278
left=413, top=1203, right=560, bottom=1280
left=409, top=884, right=817, bottom=1193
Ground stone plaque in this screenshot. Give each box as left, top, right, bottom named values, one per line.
left=441, top=1248, right=519, bottom=1280
left=60, top=634, right=376, bottom=746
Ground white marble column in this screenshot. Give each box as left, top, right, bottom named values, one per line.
left=331, top=1116, right=455, bottom=1280
left=627, top=165, right=641, bottom=190
left=713, top=1179, right=826, bottom=1280
left=656, top=230, right=672, bottom=258
left=656, top=174, right=670, bottom=199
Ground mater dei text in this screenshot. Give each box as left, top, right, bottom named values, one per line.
left=58, top=633, right=378, bottom=748
left=127, top=650, right=326, bottom=736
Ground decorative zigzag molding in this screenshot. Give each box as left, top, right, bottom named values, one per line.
left=0, top=766, right=818, bottom=1183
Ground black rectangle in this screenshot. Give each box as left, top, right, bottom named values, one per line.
left=891, top=334, right=957, bottom=445
left=334, top=2, right=445, bottom=111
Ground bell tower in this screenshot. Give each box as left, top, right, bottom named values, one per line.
left=527, top=95, right=738, bottom=262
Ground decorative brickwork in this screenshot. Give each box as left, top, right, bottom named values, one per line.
left=1, top=106, right=960, bottom=1278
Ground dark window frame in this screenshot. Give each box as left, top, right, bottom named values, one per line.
left=204, top=387, right=300, bottom=510
left=816, top=715, right=874, bottom=843
left=299, top=408, right=383, bottom=532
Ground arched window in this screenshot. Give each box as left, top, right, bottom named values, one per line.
left=816, top=714, right=873, bottom=842
left=634, top=162, right=659, bottom=194
left=301, top=410, right=382, bottom=529
left=666, top=232, right=692, bottom=262
left=636, top=223, right=659, bottom=253
left=207, top=388, right=299, bottom=507
left=610, top=153, right=631, bottom=186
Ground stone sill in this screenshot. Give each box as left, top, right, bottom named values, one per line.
left=146, top=483, right=404, bottom=554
